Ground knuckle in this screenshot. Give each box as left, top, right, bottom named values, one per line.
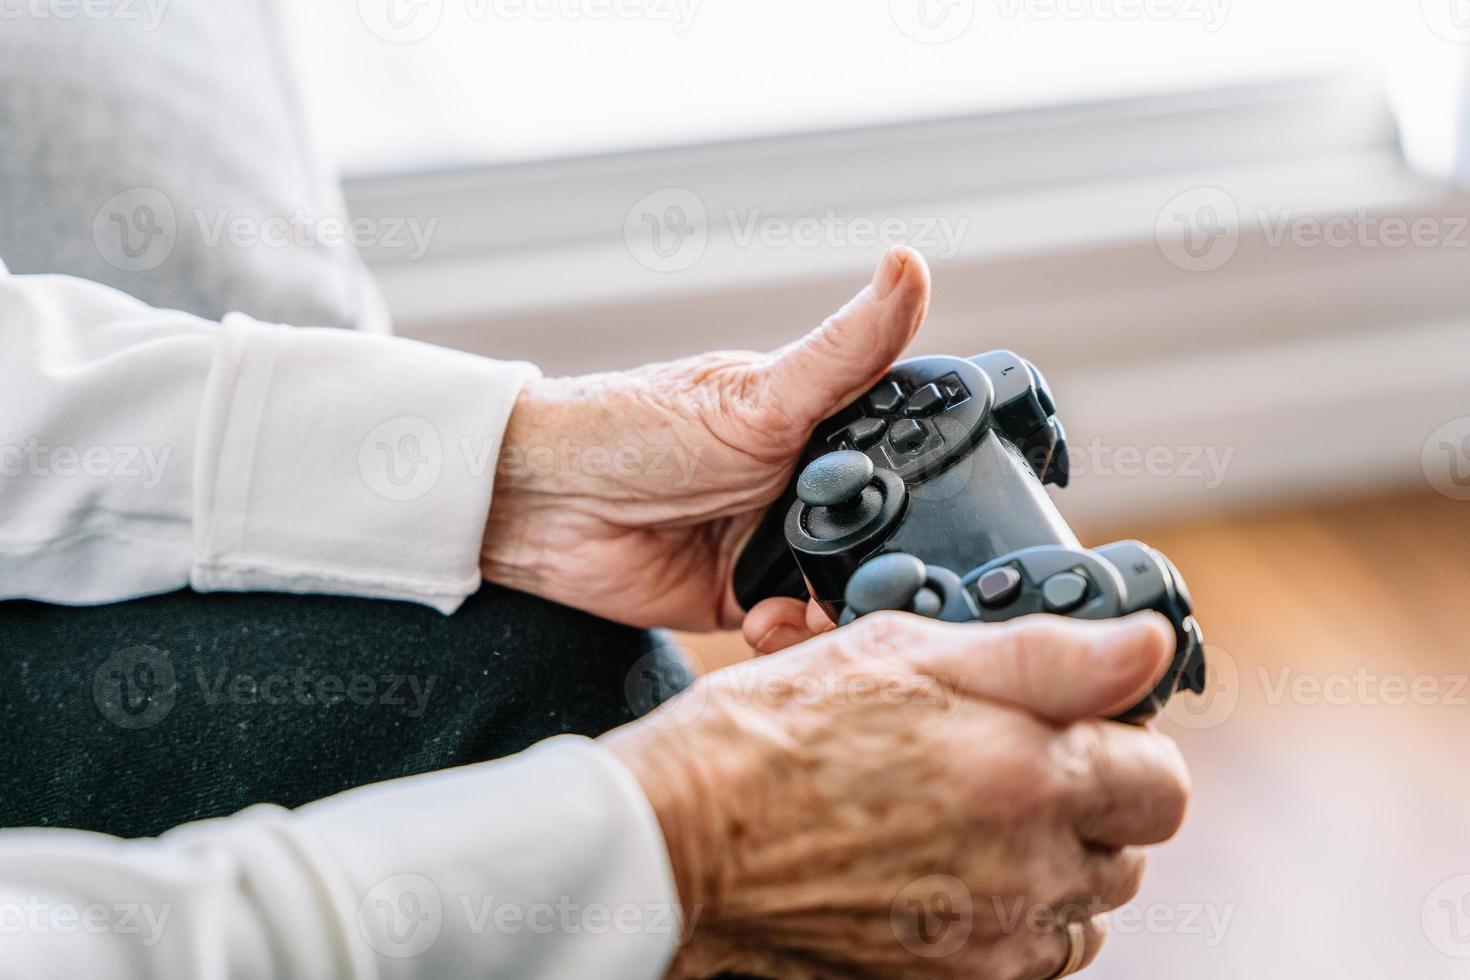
left=1057, top=720, right=1111, bottom=794
left=1146, top=736, right=1192, bottom=838
left=845, top=611, right=928, bottom=659
left=1093, top=849, right=1147, bottom=911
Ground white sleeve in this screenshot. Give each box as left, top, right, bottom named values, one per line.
left=0, top=263, right=539, bottom=613
left=0, top=736, right=681, bottom=980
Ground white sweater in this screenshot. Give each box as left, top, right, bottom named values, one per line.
left=0, top=261, right=681, bottom=979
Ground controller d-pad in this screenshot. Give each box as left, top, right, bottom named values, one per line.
left=904, top=383, right=945, bottom=417
left=888, top=419, right=928, bottom=453
left=868, top=381, right=906, bottom=414
left=1041, top=571, right=1089, bottom=613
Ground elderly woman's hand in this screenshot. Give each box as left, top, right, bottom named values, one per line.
left=480, top=246, right=930, bottom=631
left=601, top=612, right=1191, bottom=980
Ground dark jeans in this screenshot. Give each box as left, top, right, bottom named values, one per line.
left=0, top=585, right=693, bottom=838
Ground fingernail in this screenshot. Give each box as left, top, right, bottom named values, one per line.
left=755, top=625, right=808, bottom=655
left=870, top=246, right=906, bottom=300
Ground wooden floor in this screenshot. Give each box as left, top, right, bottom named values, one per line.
left=679, top=491, right=1470, bottom=674
left=677, top=492, right=1470, bottom=978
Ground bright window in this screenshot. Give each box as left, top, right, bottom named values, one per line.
left=288, top=0, right=1397, bottom=176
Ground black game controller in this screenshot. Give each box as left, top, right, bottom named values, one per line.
left=732, top=351, right=1206, bottom=723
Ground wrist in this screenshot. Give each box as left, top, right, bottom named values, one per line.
left=479, top=376, right=597, bottom=589
left=600, top=714, right=740, bottom=978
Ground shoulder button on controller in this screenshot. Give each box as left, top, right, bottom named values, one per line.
left=1041, top=572, right=1089, bottom=613
left=868, top=380, right=906, bottom=414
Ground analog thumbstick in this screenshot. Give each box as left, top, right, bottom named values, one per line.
left=797, top=451, right=875, bottom=508
left=845, top=552, right=928, bottom=615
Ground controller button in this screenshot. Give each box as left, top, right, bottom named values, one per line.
left=910, top=586, right=943, bottom=619
left=905, top=383, right=945, bottom=417
left=1042, top=572, right=1090, bottom=613
left=844, top=417, right=888, bottom=449
left=868, top=381, right=906, bottom=414
left=976, top=567, right=1022, bottom=607
left=846, top=553, right=927, bottom=615
left=797, top=451, right=875, bottom=507
left=936, top=373, right=971, bottom=406
left=888, top=419, right=928, bottom=453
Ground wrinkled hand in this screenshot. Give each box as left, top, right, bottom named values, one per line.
left=602, top=612, right=1191, bottom=980
left=481, top=247, right=930, bottom=631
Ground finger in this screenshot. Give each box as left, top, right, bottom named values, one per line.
left=760, top=245, right=931, bottom=429
left=1024, top=914, right=1109, bottom=980
left=744, top=598, right=817, bottom=655
left=867, top=612, right=1175, bottom=724
left=1062, top=722, right=1191, bottom=847
left=1072, top=847, right=1147, bottom=914
left=805, top=598, right=836, bottom=639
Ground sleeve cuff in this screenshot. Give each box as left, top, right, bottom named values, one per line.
left=190, top=314, right=541, bottom=613
left=291, top=736, right=683, bottom=979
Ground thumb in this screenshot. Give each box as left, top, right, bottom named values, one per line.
left=914, top=613, right=1176, bottom=723
left=759, top=246, right=931, bottom=430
